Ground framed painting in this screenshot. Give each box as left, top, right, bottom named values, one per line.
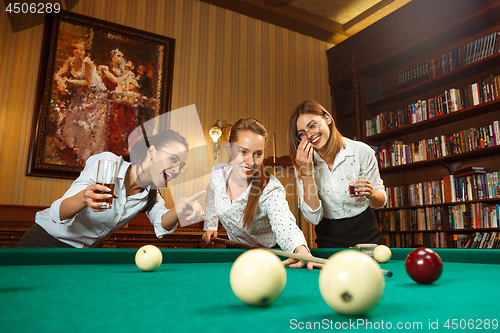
left=27, top=11, right=175, bottom=179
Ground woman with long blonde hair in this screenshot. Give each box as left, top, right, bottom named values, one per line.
left=203, top=117, right=319, bottom=269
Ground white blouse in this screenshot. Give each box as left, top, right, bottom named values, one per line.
left=297, top=138, right=387, bottom=225
left=204, top=163, right=308, bottom=253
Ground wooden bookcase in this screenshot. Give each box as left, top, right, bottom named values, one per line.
left=327, top=0, right=500, bottom=248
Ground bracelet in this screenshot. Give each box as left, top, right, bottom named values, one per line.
left=300, top=170, right=315, bottom=177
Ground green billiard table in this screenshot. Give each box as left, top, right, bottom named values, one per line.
left=1, top=248, right=499, bottom=332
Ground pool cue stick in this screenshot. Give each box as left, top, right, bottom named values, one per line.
left=210, top=237, right=393, bottom=277
left=272, top=132, right=276, bottom=176
left=140, top=123, right=150, bottom=147
left=210, top=237, right=326, bottom=264
left=297, top=195, right=301, bottom=230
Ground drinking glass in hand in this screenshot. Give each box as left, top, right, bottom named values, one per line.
left=95, top=160, right=117, bottom=209
left=347, top=171, right=365, bottom=199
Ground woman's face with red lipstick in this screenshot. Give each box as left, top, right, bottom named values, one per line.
left=296, top=114, right=331, bottom=150
left=228, top=130, right=265, bottom=181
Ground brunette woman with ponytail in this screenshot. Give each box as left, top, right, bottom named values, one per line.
left=18, top=129, right=205, bottom=248
left=202, top=118, right=320, bottom=270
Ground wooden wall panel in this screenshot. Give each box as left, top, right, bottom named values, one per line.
left=0, top=0, right=331, bottom=236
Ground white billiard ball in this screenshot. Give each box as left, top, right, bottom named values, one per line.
left=135, top=245, right=163, bottom=272
left=319, top=250, right=385, bottom=315
left=373, top=245, right=392, bottom=263
left=230, top=249, right=286, bottom=306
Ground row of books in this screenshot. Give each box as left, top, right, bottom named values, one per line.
left=464, top=31, right=499, bottom=65
left=380, top=232, right=446, bottom=249
left=364, top=46, right=462, bottom=102
left=447, top=203, right=499, bottom=229
left=386, top=180, right=442, bottom=208
left=364, top=31, right=500, bottom=102
left=455, top=232, right=500, bottom=249
left=366, top=74, right=500, bottom=137
left=443, top=170, right=500, bottom=203
left=384, top=167, right=500, bottom=206
left=378, top=207, right=443, bottom=232
left=376, top=120, right=500, bottom=168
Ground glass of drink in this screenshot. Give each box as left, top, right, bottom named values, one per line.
left=95, top=159, right=117, bottom=209
left=347, top=171, right=365, bottom=199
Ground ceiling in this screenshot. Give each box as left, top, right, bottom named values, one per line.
left=200, top=0, right=412, bottom=46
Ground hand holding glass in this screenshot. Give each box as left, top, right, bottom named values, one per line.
left=95, top=160, right=117, bottom=209
left=347, top=171, right=365, bottom=199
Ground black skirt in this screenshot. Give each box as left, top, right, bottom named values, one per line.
left=17, top=223, right=74, bottom=248
left=315, top=207, right=381, bottom=248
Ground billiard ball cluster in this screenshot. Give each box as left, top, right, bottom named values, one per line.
left=134, top=244, right=444, bottom=316
left=229, top=248, right=386, bottom=315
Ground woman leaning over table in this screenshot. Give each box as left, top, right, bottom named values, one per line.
left=17, top=129, right=204, bottom=248
left=202, top=117, right=321, bottom=269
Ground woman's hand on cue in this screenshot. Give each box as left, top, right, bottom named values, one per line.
left=84, top=184, right=118, bottom=212
left=202, top=230, right=218, bottom=245
left=282, top=245, right=323, bottom=270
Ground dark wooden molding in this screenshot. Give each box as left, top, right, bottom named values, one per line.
left=0, top=205, right=225, bottom=248
left=200, top=0, right=347, bottom=44
left=343, top=0, right=397, bottom=31
left=263, top=0, right=291, bottom=7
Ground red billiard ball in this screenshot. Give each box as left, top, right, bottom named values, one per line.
left=405, top=247, right=443, bottom=284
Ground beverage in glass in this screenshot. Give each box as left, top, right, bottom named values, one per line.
left=95, top=160, right=117, bottom=209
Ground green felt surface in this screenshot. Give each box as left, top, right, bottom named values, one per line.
left=1, top=248, right=499, bottom=333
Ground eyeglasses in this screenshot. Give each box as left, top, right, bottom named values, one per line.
left=157, top=149, right=188, bottom=174
left=296, top=122, right=321, bottom=142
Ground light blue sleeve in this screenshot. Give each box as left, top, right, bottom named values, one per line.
left=147, top=192, right=174, bottom=238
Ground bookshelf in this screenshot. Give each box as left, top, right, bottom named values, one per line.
left=327, top=0, right=500, bottom=249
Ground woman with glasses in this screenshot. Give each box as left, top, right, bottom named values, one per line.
left=17, top=129, right=204, bottom=248
left=288, top=100, right=386, bottom=248
left=202, top=118, right=321, bottom=269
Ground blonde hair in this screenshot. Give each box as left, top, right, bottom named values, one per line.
left=228, top=118, right=271, bottom=229
left=288, top=100, right=345, bottom=171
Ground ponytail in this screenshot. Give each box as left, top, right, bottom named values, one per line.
left=242, top=164, right=270, bottom=229
left=228, top=118, right=270, bottom=229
